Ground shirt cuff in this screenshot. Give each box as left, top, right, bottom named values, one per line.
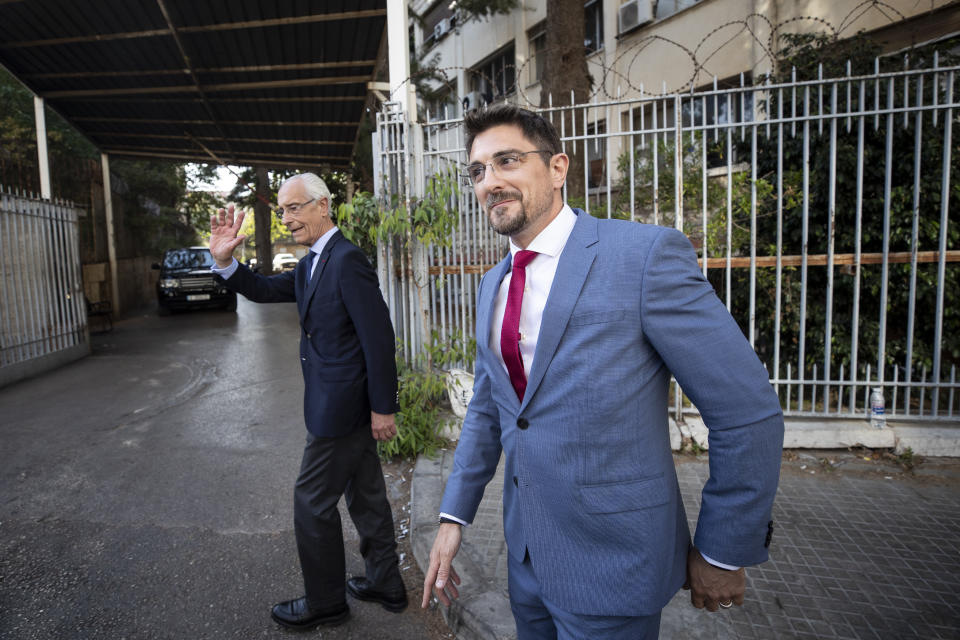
left=210, top=258, right=239, bottom=279
left=438, top=512, right=469, bottom=527
left=700, top=552, right=740, bottom=571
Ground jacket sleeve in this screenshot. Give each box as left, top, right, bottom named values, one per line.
left=438, top=274, right=503, bottom=524
left=338, top=247, right=400, bottom=414
left=640, top=226, right=784, bottom=567
left=218, top=261, right=296, bottom=303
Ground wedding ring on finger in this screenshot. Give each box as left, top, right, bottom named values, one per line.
left=719, top=601, right=733, bottom=609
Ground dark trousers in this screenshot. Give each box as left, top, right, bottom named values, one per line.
left=293, top=423, right=402, bottom=608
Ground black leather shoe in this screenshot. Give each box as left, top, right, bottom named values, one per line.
left=270, top=596, right=349, bottom=630
left=346, top=576, right=408, bottom=612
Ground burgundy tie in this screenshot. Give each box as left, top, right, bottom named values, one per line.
left=501, top=250, right=538, bottom=400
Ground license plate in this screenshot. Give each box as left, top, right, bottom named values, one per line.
left=186, top=294, right=210, bottom=301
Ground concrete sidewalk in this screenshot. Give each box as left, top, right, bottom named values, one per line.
left=412, top=443, right=960, bottom=639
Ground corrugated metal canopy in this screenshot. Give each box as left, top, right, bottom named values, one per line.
left=0, top=0, right=387, bottom=169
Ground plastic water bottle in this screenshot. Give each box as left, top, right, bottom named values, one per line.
left=870, top=387, right=886, bottom=429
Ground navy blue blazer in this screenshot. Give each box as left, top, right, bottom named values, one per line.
left=440, top=210, right=784, bottom=616
left=221, top=232, right=399, bottom=437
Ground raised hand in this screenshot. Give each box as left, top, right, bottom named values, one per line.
left=209, top=205, right=247, bottom=267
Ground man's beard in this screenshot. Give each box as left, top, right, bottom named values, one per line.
left=485, top=191, right=527, bottom=237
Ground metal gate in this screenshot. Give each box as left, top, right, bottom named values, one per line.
left=0, top=189, right=88, bottom=384
left=374, top=57, right=959, bottom=422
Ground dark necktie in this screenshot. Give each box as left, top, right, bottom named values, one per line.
left=501, top=250, right=538, bottom=401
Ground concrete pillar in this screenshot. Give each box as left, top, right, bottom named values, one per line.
left=101, top=153, right=121, bottom=315
left=386, top=0, right=416, bottom=117
left=33, top=96, right=51, bottom=199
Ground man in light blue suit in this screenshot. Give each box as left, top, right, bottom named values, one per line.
left=421, top=105, right=784, bottom=639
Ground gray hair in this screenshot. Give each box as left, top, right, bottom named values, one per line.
left=283, top=172, right=333, bottom=206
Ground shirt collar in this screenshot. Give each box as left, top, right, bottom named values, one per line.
left=508, top=204, right=577, bottom=260
left=310, top=225, right=339, bottom=257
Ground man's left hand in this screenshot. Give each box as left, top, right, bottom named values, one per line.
left=683, top=547, right=745, bottom=612
left=371, top=411, right=397, bottom=441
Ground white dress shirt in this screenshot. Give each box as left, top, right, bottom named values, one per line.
left=489, top=205, right=577, bottom=380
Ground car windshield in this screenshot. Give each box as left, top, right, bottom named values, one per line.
left=162, top=248, right=215, bottom=269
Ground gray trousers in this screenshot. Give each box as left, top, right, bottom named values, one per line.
left=293, top=423, right=402, bottom=608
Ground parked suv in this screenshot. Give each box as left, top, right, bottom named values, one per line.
left=153, top=247, right=237, bottom=315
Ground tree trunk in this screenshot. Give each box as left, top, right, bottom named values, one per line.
left=540, top=0, right=591, bottom=202
left=254, top=165, right=273, bottom=274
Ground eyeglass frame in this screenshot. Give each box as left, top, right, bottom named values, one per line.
left=460, top=149, right=555, bottom=186
left=274, top=197, right=317, bottom=221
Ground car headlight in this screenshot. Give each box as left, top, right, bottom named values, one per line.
left=160, top=278, right=180, bottom=289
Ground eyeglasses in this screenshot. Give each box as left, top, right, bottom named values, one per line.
left=275, top=198, right=316, bottom=221
left=460, top=150, right=553, bottom=185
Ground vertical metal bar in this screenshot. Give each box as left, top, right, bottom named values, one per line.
left=904, top=76, right=925, bottom=415
left=823, top=82, right=838, bottom=411
left=846, top=60, right=852, bottom=133
left=903, top=55, right=910, bottom=129
left=865, top=363, right=872, bottom=417
left=791, top=68, right=797, bottom=138
left=817, top=64, right=824, bottom=135
left=874, top=57, right=880, bottom=131
left=798, top=86, right=811, bottom=412
left=23, top=198, right=41, bottom=358
left=739, top=72, right=746, bottom=141
left=583, top=104, right=590, bottom=214
left=652, top=99, right=660, bottom=225
left=919, top=366, right=927, bottom=417
left=931, top=71, right=954, bottom=415
left=878, top=78, right=894, bottom=385
left=932, top=51, right=940, bottom=127
left=850, top=79, right=866, bottom=413
left=674, top=95, right=683, bottom=231
left=662, top=81, right=668, bottom=145
left=640, top=84, right=646, bottom=149
left=606, top=102, right=613, bottom=219
left=713, top=77, right=719, bottom=143
left=724, top=116, right=732, bottom=310
left=629, top=106, right=636, bottom=222
left=748, top=123, right=757, bottom=347
left=949, top=365, right=956, bottom=417
left=774, top=86, right=783, bottom=394
left=811, top=363, right=818, bottom=413
left=701, top=107, right=708, bottom=278
left=838, top=363, right=845, bottom=414
left=786, top=362, right=792, bottom=412
left=892, top=364, right=899, bottom=416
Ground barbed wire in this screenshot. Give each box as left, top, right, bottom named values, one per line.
left=389, top=0, right=939, bottom=110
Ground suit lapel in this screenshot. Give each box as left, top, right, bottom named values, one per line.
left=521, top=210, right=598, bottom=412
left=480, top=255, right=516, bottom=405
left=299, top=231, right=341, bottom=323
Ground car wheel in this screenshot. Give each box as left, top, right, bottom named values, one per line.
left=223, top=296, right=237, bottom=312
left=158, top=302, right=171, bottom=316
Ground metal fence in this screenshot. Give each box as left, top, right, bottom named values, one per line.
left=0, top=189, right=87, bottom=372
left=374, top=57, right=959, bottom=422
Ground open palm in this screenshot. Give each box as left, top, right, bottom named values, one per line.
left=209, top=205, right=247, bottom=267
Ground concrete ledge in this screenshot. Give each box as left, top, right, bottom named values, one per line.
left=783, top=418, right=896, bottom=449
left=892, top=424, right=960, bottom=457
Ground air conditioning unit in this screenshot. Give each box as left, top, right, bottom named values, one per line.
left=433, top=18, right=451, bottom=41
left=462, top=90, right=483, bottom=112
left=619, top=0, right=654, bottom=34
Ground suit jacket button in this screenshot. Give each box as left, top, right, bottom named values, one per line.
left=306, top=333, right=312, bottom=339
left=517, top=418, right=529, bottom=430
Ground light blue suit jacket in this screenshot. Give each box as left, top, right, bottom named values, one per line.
left=440, top=209, right=784, bottom=616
